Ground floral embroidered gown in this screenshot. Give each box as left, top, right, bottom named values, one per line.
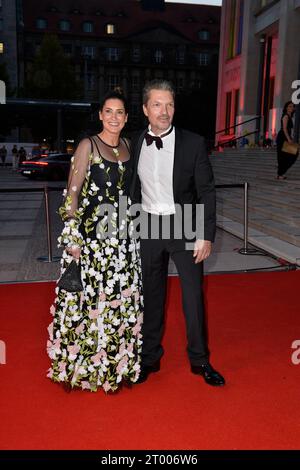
left=47, top=136, right=143, bottom=392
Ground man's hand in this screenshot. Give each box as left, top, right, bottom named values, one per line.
left=193, top=239, right=212, bottom=264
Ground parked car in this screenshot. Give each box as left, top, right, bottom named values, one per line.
left=19, top=153, right=72, bottom=180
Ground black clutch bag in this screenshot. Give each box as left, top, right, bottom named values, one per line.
left=57, top=260, right=83, bottom=292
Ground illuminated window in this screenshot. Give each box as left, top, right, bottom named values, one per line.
left=106, top=24, right=115, bottom=35
left=0, top=43, right=4, bottom=54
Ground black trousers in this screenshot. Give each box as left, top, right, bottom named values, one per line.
left=140, top=237, right=209, bottom=367
left=276, top=132, right=298, bottom=176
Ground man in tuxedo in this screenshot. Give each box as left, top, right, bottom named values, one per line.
left=130, top=79, right=225, bottom=386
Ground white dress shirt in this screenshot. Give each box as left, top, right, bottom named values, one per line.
left=138, top=126, right=175, bottom=215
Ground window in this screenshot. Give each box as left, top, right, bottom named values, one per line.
left=228, top=0, right=244, bottom=59
left=176, top=77, right=184, bottom=92
left=132, top=76, right=140, bottom=91
left=176, top=47, right=185, bottom=65
left=62, top=44, right=72, bottom=55
left=198, top=30, right=210, bottom=41
left=36, top=18, right=47, bottom=29
left=154, top=49, right=163, bottom=64
left=0, top=42, right=4, bottom=54
left=86, top=74, right=96, bottom=91
left=82, top=46, right=95, bottom=58
left=225, top=92, right=232, bottom=134
left=106, top=47, right=119, bottom=62
left=59, top=19, right=71, bottom=31
left=108, top=74, right=120, bottom=90
left=0, top=18, right=3, bottom=31
left=132, top=46, right=141, bottom=62
left=234, top=89, right=239, bottom=126
left=198, top=53, right=210, bottom=66
left=106, top=24, right=115, bottom=35
left=83, top=21, right=93, bottom=33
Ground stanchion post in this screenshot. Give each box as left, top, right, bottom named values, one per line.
left=243, top=181, right=249, bottom=252
left=239, top=182, right=256, bottom=255
left=37, top=186, right=60, bottom=263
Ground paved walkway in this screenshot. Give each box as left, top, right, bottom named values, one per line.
left=0, top=167, right=291, bottom=283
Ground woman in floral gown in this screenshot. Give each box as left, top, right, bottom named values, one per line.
left=47, top=90, right=143, bottom=392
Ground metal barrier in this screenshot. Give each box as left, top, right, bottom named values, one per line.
left=0, top=186, right=62, bottom=263
left=0, top=182, right=252, bottom=262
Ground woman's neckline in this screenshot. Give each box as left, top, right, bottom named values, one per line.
left=96, top=134, right=120, bottom=148
left=91, top=158, right=130, bottom=166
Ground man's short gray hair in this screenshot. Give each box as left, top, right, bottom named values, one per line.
left=143, top=79, right=175, bottom=105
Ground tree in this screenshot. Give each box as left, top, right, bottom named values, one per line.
left=25, top=34, right=82, bottom=100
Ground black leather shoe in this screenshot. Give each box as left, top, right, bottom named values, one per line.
left=135, top=360, right=161, bottom=384
left=191, top=363, right=225, bottom=386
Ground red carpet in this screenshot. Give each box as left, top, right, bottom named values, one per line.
left=0, top=271, right=299, bottom=450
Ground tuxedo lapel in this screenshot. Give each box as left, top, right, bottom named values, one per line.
left=130, top=129, right=147, bottom=200
left=173, top=127, right=184, bottom=201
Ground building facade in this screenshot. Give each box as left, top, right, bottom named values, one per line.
left=1, top=0, right=220, bottom=132
left=0, top=0, right=22, bottom=92
left=216, top=0, right=300, bottom=146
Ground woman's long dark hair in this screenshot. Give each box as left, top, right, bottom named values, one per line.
left=282, top=101, right=295, bottom=118
left=99, top=88, right=128, bottom=114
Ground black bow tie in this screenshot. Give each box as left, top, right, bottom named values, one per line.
left=144, top=127, right=173, bottom=150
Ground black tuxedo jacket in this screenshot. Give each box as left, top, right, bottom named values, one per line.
left=129, top=127, right=216, bottom=243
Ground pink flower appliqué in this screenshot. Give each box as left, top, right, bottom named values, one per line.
left=81, top=381, right=91, bottom=390
left=118, top=324, right=126, bottom=336
left=99, top=292, right=106, bottom=301
left=110, top=300, right=121, bottom=309
left=57, top=362, right=66, bottom=373
left=47, top=322, right=53, bottom=340
left=116, top=356, right=128, bottom=375
left=75, top=323, right=85, bottom=335
left=88, top=309, right=100, bottom=319
left=67, top=344, right=80, bottom=360
left=122, top=288, right=132, bottom=298
left=103, top=381, right=111, bottom=393
left=50, top=304, right=56, bottom=316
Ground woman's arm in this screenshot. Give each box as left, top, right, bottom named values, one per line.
left=58, top=138, right=91, bottom=257
left=282, top=115, right=293, bottom=143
